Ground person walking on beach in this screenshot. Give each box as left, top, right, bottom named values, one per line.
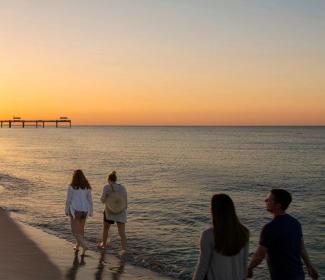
left=97, top=171, right=127, bottom=255
left=193, top=194, right=249, bottom=280
left=65, top=169, right=93, bottom=255
left=247, top=189, right=319, bottom=280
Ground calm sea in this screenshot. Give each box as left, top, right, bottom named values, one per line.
left=0, top=126, right=324, bottom=279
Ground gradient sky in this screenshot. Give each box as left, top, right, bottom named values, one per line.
left=1, top=0, right=325, bottom=125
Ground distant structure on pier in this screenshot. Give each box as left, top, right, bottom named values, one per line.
left=0, top=116, right=72, bottom=128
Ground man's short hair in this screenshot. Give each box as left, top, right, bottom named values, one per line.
left=271, top=189, right=292, bottom=211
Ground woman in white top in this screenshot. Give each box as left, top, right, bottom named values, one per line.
left=97, top=171, right=127, bottom=255
left=65, top=169, right=93, bottom=255
left=193, top=194, right=249, bottom=280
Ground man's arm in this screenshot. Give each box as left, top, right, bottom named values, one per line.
left=301, top=239, right=319, bottom=280
left=247, top=245, right=267, bottom=278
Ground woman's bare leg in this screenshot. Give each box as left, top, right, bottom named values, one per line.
left=70, top=217, right=80, bottom=250
left=100, top=221, right=111, bottom=247
left=73, top=217, right=88, bottom=255
left=80, top=217, right=86, bottom=239
left=80, top=217, right=88, bottom=255
left=117, top=223, right=127, bottom=252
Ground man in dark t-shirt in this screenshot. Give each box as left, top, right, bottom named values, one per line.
left=260, top=214, right=304, bottom=279
left=247, top=189, right=318, bottom=280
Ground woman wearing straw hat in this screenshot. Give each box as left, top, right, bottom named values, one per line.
left=97, top=171, right=127, bottom=255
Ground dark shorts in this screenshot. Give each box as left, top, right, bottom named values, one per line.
left=103, top=211, right=115, bottom=224
left=103, top=211, right=124, bottom=224
left=70, top=211, right=87, bottom=219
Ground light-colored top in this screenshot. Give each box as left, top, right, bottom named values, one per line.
left=193, top=227, right=249, bottom=280
left=101, top=183, right=127, bottom=223
left=65, top=186, right=93, bottom=218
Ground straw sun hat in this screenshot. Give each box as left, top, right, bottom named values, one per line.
left=105, top=184, right=126, bottom=214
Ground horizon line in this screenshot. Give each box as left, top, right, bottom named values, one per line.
left=70, top=124, right=325, bottom=127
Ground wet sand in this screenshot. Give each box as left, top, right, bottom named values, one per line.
left=0, top=208, right=62, bottom=280
left=0, top=208, right=171, bottom=280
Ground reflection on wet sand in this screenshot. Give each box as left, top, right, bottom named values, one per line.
left=110, top=258, right=125, bottom=280
left=94, top=251, right=105, bottom=280
left=65, top=250, right=126, bottom=280
left=94, top=250, right=125, bottom=280
left=66, top=253, right=85, bottom=280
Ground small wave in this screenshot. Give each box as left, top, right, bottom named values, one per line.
left=1, top=207, right=23, bottom=213
left=0, top=172, right=35, bottom=192
left=0, top=173, right=28, bottom=184
left=114, top=249, right=187, bottom=279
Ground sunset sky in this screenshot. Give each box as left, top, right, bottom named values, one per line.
left=1, top=1, right=324, bottom=125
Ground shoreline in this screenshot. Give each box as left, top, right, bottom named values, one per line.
left=0, top=208, right=171, bottom=280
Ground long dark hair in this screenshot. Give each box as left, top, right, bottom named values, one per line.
left=211, top=194, right=249, bottom=256
left=70, top=169, right=91, bottom=189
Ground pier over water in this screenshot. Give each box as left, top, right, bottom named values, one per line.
left=0, top=117, right=72, bottom=128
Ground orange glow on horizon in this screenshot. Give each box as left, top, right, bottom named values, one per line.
left=1, top=2, right=324, bottom=126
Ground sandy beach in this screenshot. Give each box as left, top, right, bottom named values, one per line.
left=0, top=208, right=171, bottom=280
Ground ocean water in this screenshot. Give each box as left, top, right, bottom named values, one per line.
left=0, top=126, right=324, bottom=279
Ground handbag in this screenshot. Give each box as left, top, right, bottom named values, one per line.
left=105, top=183, right=127, bottom=214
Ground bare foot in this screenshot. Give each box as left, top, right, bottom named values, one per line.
left=97, top=242, right=109, bottom=249
left=118, top=249, right=126, bottom=257
left=73, top=245, right=80, bottom=254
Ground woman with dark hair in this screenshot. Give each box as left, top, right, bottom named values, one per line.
left=65, top=169, right=93, bottom=255
left=97, top=171, right=127, bottom=255
left=193, top=194, right=249, bottom=280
